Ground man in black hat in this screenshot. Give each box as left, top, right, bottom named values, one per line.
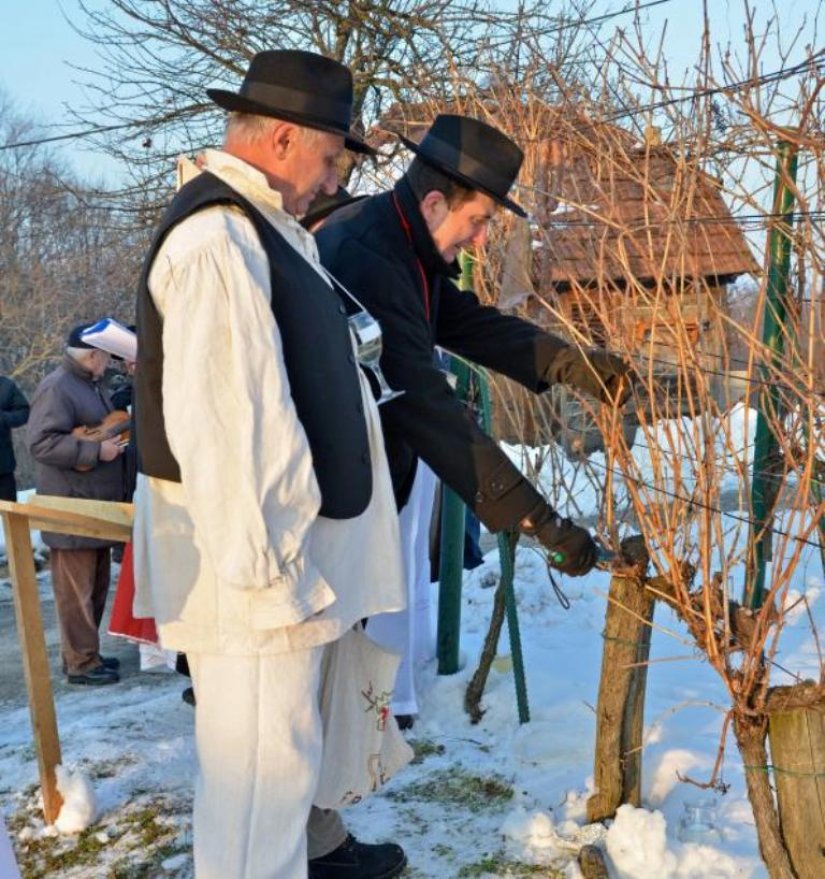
left=316, top=114, right=632, bottom=616
left=133, top=50, right=407, bottom=879
left=27, top=324, right=127, bottom=685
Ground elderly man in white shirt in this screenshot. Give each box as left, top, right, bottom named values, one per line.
left=132, top=51, right=407, bottom=879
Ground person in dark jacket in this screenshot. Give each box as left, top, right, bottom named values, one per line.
left=27, top=324, right=127, bottom=685
left=316, top=114, right=632, bottom=576
left=0, top=376, right=30, bottom=502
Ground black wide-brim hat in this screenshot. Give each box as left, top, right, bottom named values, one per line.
left=207, top=50, right=374, bottom=156
left=401, top=114, right=526, bottom=217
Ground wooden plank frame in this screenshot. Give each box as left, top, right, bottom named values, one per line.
left=0, top=496, right=133, bottom=824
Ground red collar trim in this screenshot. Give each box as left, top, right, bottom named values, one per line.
left=392, top=191, right=431, bottom=321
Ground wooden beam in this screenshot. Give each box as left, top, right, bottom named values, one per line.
left=1, top=512, right=63, bottom=824
left=0, top=498, right=133, bottom=543
left=0, top=497, right=134, bottom=826
left=22, top=495, right=134, bottom=528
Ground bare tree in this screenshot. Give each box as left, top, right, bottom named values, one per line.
left=67, top=0, right=610, bottom=198
left=0, top=94, right=147, bottom=484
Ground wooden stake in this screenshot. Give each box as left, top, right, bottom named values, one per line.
left=587, top=538, right=653, bottom=823
left=2, top=512, right=63, bottom=824
left=767, top=687, right=825, bottom=879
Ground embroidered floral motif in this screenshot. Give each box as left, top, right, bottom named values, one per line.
left=362, top=681, right=393, bottom=731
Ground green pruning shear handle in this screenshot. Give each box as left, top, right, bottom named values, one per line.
left=547, top=543, right=616, bottom=569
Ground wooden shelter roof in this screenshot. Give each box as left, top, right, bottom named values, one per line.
left=538, top=139, right=760, bottom=288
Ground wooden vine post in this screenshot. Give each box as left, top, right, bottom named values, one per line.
left=587, top=535, right=653, bottom=823
left=0, top=495, right=132, bottom=824
left=765, top=684, right=825, bottom=879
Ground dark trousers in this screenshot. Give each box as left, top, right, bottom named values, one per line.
left=50, top=547, right=112, bottom=674
left=0, top=472, right=16, bottom=502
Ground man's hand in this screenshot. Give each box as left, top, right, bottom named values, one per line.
left=585, top=348, right=633, bottom=405
left=547, top=347, right=634, bottom=406
left=519, top=503, right=598, bottom=577
left=98, top=440, right=123, bottom=463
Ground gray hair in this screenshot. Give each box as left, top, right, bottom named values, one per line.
left=66, top=347, right=103, bottom=365
left=224, top=112, right=324, bottom=148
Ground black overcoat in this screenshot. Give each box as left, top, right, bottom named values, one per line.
left=0, top=376, right=29, bottom=476
left=316, top=177, right=574, bottom=532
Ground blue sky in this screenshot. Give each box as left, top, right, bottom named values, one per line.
left=0, top=0, right=820, bottom=182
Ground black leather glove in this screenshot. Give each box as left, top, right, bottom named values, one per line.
left=547, top=346, right=633, bottom=406
left=519, top=503, right=598, bottom=577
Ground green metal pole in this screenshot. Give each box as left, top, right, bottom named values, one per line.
left=743, top=138, right=799, bottom=609
left=436, top=254, right=473, bottom=674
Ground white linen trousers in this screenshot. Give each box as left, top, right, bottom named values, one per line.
left=189, top=647, right=324, bottom=879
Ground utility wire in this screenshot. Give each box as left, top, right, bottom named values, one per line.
left=547, top=0, right=674, bottom=34
left=0, top=26, right=820, bottom=153
left=583, top=456, right=823, bottom=551
left=605, top=51, right=825, bottom=123
left=537, top=209, right=825, bottom=230
left=0, top=121, right=141, bottom=151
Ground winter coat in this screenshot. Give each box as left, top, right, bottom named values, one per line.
left=316, top=177, right=573, bottom=532
left=0, top=377, right=30, bottom=476
left=27, top=355, right=127, bottom=549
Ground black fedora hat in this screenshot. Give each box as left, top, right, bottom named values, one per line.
left=401, top=114, right=526, bottom=217
left=207, top=50, right=374, bottom=156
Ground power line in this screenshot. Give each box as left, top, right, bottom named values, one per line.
left=605, top=50, right=825, bottom=123
left=583, top=456, right=823, bottom=551
left=636, top=351, right=821, bottom=400
left=548, top=0, right=674, bottom=33
left=0, top=121, right=141, bottom=152
left=0, top=5, right=673, bottom=154
left=0, top=13, right=819, bottom=154
left=537, top=209, right=825, bottom=230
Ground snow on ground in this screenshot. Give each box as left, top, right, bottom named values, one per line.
left=3, top=532, right=820, bottom=878
left=1, top=402, right=822, bottom=876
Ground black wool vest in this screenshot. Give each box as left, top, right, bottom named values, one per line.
left=134, top=171, right=372, bottom=519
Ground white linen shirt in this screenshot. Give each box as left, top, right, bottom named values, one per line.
left=132, top=149, right=405, bottom=655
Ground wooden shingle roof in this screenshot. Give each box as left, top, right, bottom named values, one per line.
left=535, top=138, right=760, bottom=288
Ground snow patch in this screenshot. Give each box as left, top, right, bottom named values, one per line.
left=606, top=805, right=678, bottom=879
left=53, top=765, right=97, bottom=835
left=646, top=749, right=706, bottom=805
left=500, top=808, right=568, bottom=860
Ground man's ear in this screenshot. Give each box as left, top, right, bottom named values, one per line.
left=419, top=190, right=449, bottom=229
left=270, top=121, right=296, bottom=160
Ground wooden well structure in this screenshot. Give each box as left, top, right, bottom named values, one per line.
left=489, top=112, right=761, bottom=451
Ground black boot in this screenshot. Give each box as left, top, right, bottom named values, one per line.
left=308, top=834, right=407, bottom=879
left=395, top=714, right=415, bottom=731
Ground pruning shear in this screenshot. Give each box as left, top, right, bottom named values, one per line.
left=545, top=540, right=617, bottom=571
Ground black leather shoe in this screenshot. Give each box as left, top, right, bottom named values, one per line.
left=62, top=655, right=121, bottom=674
left=66, top=665, right=120, bottom=686
left=309, top=835, right=407, bottom=879
left=395, top=714, right=415, bottom=731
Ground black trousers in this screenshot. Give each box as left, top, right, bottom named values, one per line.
left=0, top=472, right=16, bottom=502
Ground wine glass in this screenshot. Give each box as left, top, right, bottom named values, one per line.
left=347, top=311, right=404, bottom=405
